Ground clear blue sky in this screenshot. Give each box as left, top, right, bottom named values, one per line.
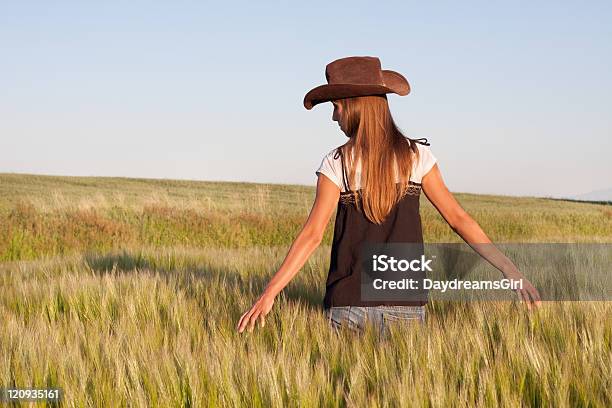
left=1, top=1, right=610, bottom=198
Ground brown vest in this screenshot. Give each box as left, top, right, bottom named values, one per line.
left=323, top=138, right=430, bottom=308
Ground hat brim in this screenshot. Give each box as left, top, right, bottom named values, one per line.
left=303, top=70, right=410, bottom=110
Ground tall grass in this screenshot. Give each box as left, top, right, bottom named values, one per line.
left=1, top=174, right=611, bottom=406
left=1, top=174, right=610, bottom=262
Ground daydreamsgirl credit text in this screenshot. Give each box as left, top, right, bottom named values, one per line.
left=372, top=278, right=524, bottom=292
left=370, top=254, right=523, bottom=292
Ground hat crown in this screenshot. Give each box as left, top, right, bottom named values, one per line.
left=303, top=55, right=410, bottom=110
left=325, top=56, right=385, bottom=86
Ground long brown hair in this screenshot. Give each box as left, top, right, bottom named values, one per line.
left=335, top=94, right=421, bottom=225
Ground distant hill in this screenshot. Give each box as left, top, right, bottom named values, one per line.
left=569, top=188, right=612, bottom=203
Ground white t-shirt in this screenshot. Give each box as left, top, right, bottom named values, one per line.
left=315, top=142, right=437, bottom=192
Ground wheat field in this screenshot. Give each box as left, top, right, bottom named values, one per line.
left=1, top=173, right=611, bottom=407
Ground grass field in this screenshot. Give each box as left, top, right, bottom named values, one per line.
left=1, top=173, right=611, bottom=407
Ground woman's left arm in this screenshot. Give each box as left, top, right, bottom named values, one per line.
left=421, top=164, right=541, bottom=308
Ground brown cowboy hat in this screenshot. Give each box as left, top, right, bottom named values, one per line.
left=303, top=56, right=410, bottom=110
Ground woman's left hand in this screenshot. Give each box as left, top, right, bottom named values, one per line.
left=236, top=292, right=276, bottom=333
left=505, top=271, right=542, bottom=310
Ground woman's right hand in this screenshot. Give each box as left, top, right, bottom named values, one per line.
left=236, top=292, right=276, bottom=333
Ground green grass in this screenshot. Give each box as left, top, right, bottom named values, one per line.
left=1, top=173, right=611, bottom=407
left=1, top=173, right=610, bottom=262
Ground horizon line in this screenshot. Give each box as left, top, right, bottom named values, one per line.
left=0, top=171, right=607, bottom=204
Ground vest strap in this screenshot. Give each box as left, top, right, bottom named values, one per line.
left=333, top=147, right=351, bottom=192
left=412, top=137, right=430, bottom=146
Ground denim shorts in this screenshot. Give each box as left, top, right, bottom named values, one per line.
left=324, top=305, right=426, bottom=338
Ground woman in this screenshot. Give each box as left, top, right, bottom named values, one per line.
left=236, top=56, right=541, bottom=337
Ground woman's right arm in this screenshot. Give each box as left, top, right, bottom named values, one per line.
left=236, top=174, right=340, bottom=333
